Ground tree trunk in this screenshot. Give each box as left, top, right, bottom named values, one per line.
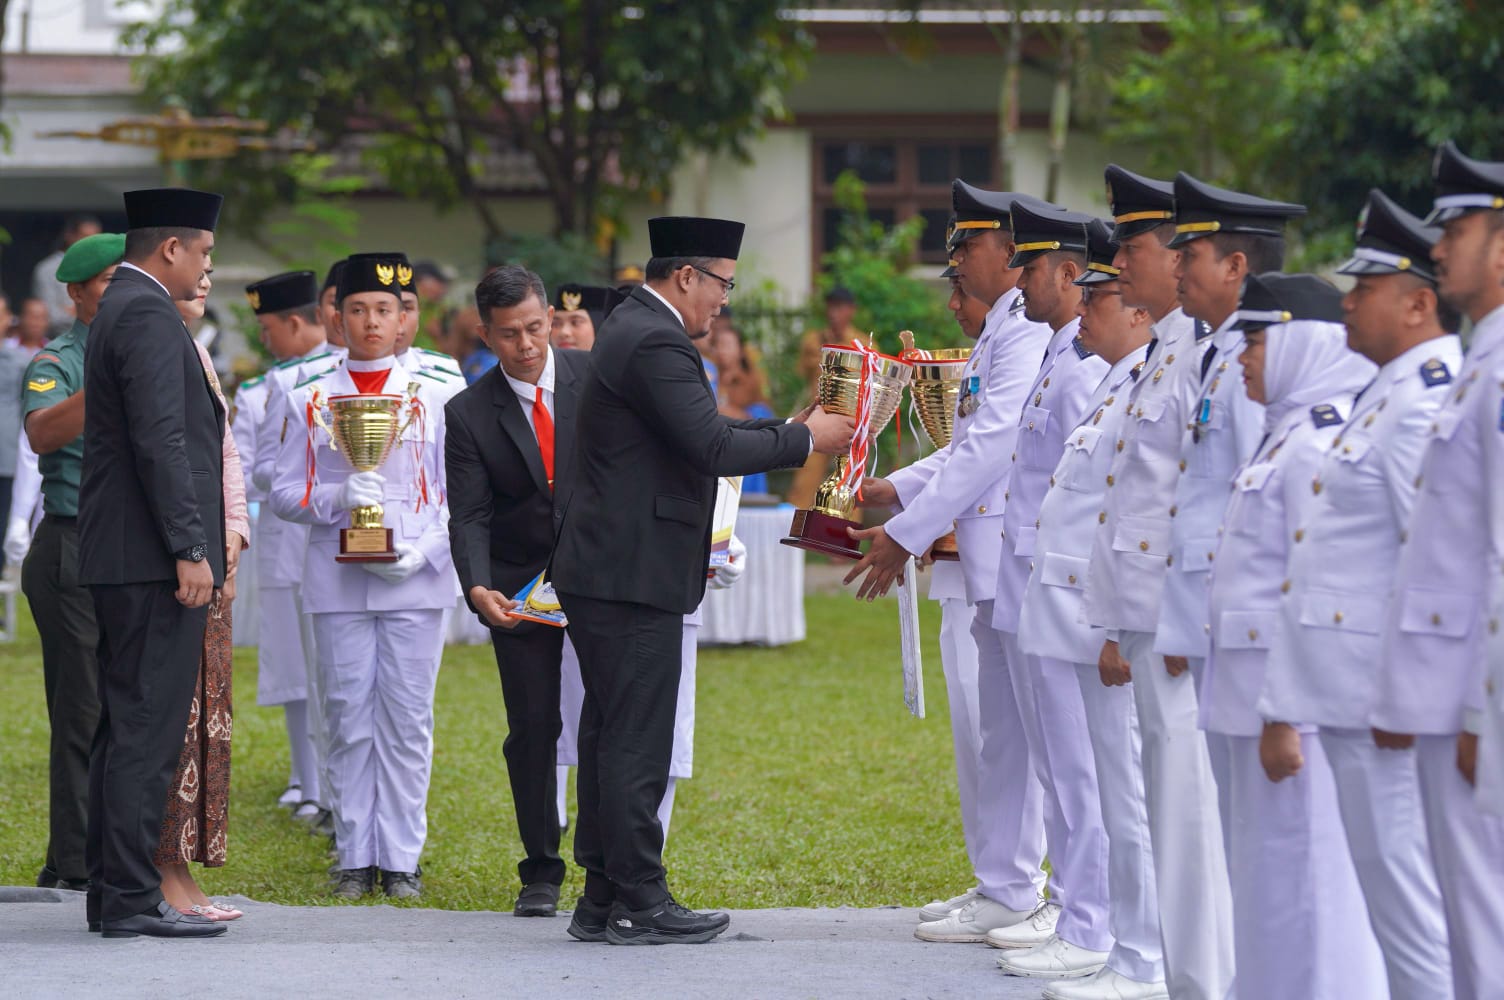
left=994, top=8, right=1022, bottom=190
left=1044, top=21, right=1078, bottom=204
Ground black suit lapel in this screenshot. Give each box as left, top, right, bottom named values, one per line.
left=493, top=374, right=550, bottom=495
left=553, top=354, right=580, bottom=486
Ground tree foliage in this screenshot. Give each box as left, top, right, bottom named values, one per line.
left=127, top=0, right=811, bottom=243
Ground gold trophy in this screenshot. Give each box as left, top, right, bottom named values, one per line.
left=313, top=387, right=417, bottom=563
left=901, top=335, right=972, bottom=561
left=781, top=343, right=913, bottom=559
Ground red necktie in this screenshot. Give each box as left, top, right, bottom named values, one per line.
left=349, top=367, right=388, bottom=395
left=533, top=386, right=555, bottom=490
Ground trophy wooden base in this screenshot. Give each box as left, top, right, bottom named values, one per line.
left=337, top=527, right=398, bottom=563
left=931, top=530, right=960, bottom=561
left=780, top=508, right=863, bottom=560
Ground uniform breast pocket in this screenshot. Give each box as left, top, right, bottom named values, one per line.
left=1059, top=427, right=1104, bottom=492
left=1298, top=589, right=1386, bottom=635
left=1112, top=515, right=1171, bottom=560
left=654, top=494, right=701, bottom=525
left=1018, top=405, right=1052, bottom=468
left=1230, top=463, right=1276, bottom=538
left=1217, top=609, right=1278, bottom=650
left=1040, top=552, right=1089, bottom=590
left=1397, top=587, right=1479, bottom=640
left=1332, top=436, right=1374, bottom=466
left=1129, top=396, right=1176, bottom=460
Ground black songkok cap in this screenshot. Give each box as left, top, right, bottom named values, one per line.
left=321, top=260, right=347, bottom=295
left=1168, top=172, right=1306, bottom=249
left=1338, top=189, right=1441, bottom=283
left=1104, top=164, right=1175, bottom=239
left=1232, top=272, right=1344, bottom=332
left=246, top=270, right=318, bottom=315
left=123, top=187, right=223, bottom=232
left=648, top=217, right=745, bottom=260
left=338, top=253, right=405, bottom=303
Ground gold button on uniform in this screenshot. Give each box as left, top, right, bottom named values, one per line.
left=977, top=505, right=987, bottom=515
left=1294, top=529, right=1304, bottom=542
left=1334, top=611, right=1344, bottom=624
left=1207, top=551, right=1215, bottom=562
left=1179, top=459, right=1187, bottom=472
left=1116, top=439, right=1124, bottom=452
left=1034, top=393, right=1042, bottom=406
left=1248, top=628, right=1258, bottom=641
left=1280, top=579, right=1291, bottom=594
left=1049, top=476, right=1056, bottom=487
left=1098, top=512, right=1107, bottom=524
left=1169, top=505, right=1178, bottom=517
left=1068, top=574, right=1077, bottom=584
left=1139, top=540, right=1149, bottom=552
left=1106, top=475, right=1115, bottom=486
left=1431, top=612, right=1442, bottom=626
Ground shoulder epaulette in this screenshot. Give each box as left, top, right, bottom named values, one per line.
left=1420, top=357, right=1452, bottom=387
left=31, top=352, right=61, bottom=365
left=1009, top=296, right=1027, bottom=315
left=239, top=374, right=267, bottom=389
left=1072, top=336, right=1094, bottom=360
left=1194, top=320, right=1213, bottom=340
left=413, top=369, right=452, bottom=384
left=417, top=347, right=450, bottom=359
left=295, top=363, right=342, bottom=389
left=1310, top=403, right=1343, bottom=428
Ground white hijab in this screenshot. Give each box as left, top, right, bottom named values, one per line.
left=1260, top=319, right=1377, bottom=432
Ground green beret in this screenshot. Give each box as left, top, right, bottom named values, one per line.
left=55, top=233, right=126, bottom=283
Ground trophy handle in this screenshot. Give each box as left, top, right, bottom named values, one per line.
left=394, top=381, right=422, bottom=439
left=309, top=390, right=339, bottom=453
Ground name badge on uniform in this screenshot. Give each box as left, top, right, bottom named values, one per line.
left=957, top=375, right=982, bottom=418
left=1192, top=397, right=1213, bottom=442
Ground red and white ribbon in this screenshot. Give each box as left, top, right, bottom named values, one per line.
left=841, top=339, right=881, bottom=499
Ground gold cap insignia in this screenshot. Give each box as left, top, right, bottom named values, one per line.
left=246, top=290, right=261, bottom=311
left=561, top=291, right=582, bottom=312
left=397, top=264, right=413, bottom=287
left=375, top=263, right=395, bottom=286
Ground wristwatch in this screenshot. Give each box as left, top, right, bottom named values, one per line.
left=176, top=543, right=209, bottom=563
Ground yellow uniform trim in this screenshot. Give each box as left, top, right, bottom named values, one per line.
left=1175, top=221, right=1222, bottom=234
left=1015, top=240, right=1063, bottom=252
left=1087, top=262, right=1121, bottom=275
left=953, top=220, right=1002, bottom=231
left=1114, top=210, right=1173, bottom=224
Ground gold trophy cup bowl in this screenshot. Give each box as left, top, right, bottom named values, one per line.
left=907, top=348, right=972, bottom=560
left=315, top=392, right=412, bottom=563
left=781, top=345, right=913, bottom=559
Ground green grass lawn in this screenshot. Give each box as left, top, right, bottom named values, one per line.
left=0, top=593, right=972, bottom=911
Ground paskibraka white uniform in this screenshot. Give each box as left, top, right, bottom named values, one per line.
left=268, top=355, right=460, bottom=874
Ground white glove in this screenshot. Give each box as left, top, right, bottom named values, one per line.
left=337, top=471, right=386, bottom=509
left=362, top=544, right=425, bottom=584
left=3, top=515, right=31, bottom=566
left=709, top=534, right=747, bottom=591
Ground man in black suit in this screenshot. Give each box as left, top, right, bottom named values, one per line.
left=77, top=188, right=228, bottom=940
left=445, top=265, right=589, bottom=919
left=551, top=216, right=855, bottom=945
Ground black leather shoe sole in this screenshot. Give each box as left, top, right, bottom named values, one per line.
left=101, top=919, right=226, bottom=939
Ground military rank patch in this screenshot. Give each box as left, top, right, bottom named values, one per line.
left=1009, top=295, right=1027, bottom=315
left=1310, top=404, right=1343, bottom=428
left=1194, top=320, right=1213, bottom=340
left=26, top=378, right=56, bottom=392
left=1072, top=336, right=1094, bottom=359
left=1420, top=358, right=1452, bottom=387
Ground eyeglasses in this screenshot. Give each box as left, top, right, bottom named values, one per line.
left=1080, top=287, right=1124, bottom=307
left=691, top=264, right=736, bottom=294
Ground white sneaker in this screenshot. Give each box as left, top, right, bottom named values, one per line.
left=995, top=935, right=1109, bottom=979
left=918, top=887, right=980, bottom=922
left=985, top=900, right=1060, bottom=948
left=1043, top=967, right=1170, bottom=1000
left=913, top=895, right=1035, bottom=943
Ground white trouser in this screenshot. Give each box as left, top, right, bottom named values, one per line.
left=1189, top=656, right=1233, bottom=860
left=1416, top=734, right=1504, bottom=1000
left=311, top=608, right=445, bottom=873
left=970, top=601, right=1047, bottom=910
left=1000, top=630, right=1111, bottom=951
left=938, top=598, right=983, bottom=873
left=1119, top=630, right=1234, bottom=1000
left=1226, top=732, right=1388, bottom=999
left=1074, top=662, right=1164, bottom=984
left=295, top=584, right=331, bottom=809
left=256, top=585, right=310, bottom=705
left=556, top=634, right=585, bottom=826
left=1319, top=728, right=1452, bottom=1000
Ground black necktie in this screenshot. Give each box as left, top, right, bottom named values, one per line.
left=1201, top=343, right=1219, bottom=381
left=1353, top=378, right=1376, bottom=405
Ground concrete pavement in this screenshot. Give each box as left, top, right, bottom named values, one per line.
left=0, top=889, right=1054, bottom=999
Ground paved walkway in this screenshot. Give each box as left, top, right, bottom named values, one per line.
left=0, top=889, right=1050, bottom=999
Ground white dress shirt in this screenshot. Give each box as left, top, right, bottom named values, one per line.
left=503, top=347, right=556, bottom=437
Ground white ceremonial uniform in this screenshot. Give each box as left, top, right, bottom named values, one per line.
left=1373, top=307, right=1504, bottom=1000
left=930, top=560, right=982, bottom=873
left=1157, top=317, right=1264, bottom=848
left=991, top=316, right=1111, bottom=953
left=886, top=286, right=1053, bottom=912
left=1020, top=347, right=1165, bottom=987
left=1262, top=335, right=1461, bottom=1000
left=401, top=347, right=468, bottom=405
left=269, top=355, right=460, bottom=873
left=1079, top=307, right=1234, bottom=1000
left=1205, top=401, right=1386, bottom=1000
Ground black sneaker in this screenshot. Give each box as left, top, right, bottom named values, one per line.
left=605, top=897, right=730, bottom=945
left=515, top=882, right=560, bottom=917
left=567, top=896, right=612, bottom=942
left=331, top=866, right=377, bottom=900
left=381, top=869, right=422, bottom=899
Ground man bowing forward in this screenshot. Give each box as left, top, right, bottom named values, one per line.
left=551, top=217, right=854, bottom=945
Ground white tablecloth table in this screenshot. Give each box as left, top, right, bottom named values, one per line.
left=699, top=504, right=805, bottom=647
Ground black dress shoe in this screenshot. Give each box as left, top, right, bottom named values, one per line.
left=331, top=866, right=377, bottom=900
left=57, top=877, right=92, bottom=892
left=36, top=867, right=59, bottom=889
left=514, top=882, right=560, bottom=917
left=88, top=921, right=101, bottom=933
left=566, top=896, right=612, bottom=942
left=605, top=897, right=730, bottom=945
left=101, top=901, right=227, bottom=939
left=381, top=870, right=422, bottom=899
